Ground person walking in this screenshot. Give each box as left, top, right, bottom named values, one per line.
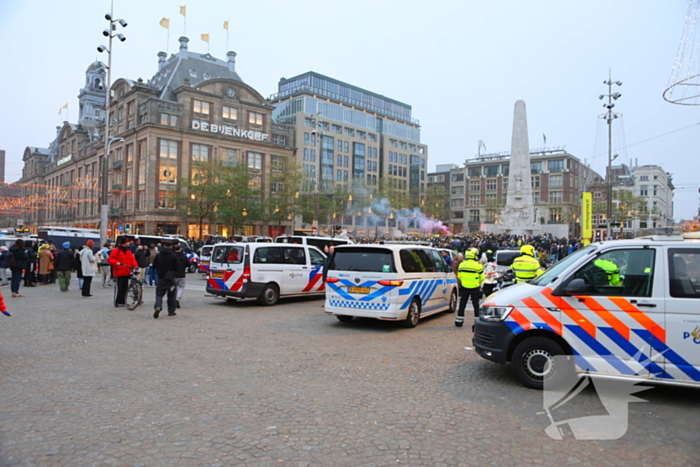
left=107, top=237, right=138, bottom=307
left=23, top=241, right=37, bottom=288
left=147, top=244, right=159, bottom=286
left=38, top=243, right=54, bottom=285
left=134, top=244, right=150, bottom=285
left=0, top=246, right=10, bottom=287
left=172, top=242, right=189, bottom=309
left=152, top=240, right=179, bottom=318
left=512, top=245, right=543, bottom=284
left=98, top=242, right=112, bottom=287
left=79, top=240, right=96, bottom=298
left=9, top=239, right=28, bottom=297
left=455, top=248, right=484, bottom=328
left=55, top=242, right=74, bottom=292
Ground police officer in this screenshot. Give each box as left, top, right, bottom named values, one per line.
left=456, top=248, right=484, bottom=328
left=512, top=245, right=543, bottom=283
left=594, top=258, right=622, bottom=286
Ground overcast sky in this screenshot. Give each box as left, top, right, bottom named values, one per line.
left=1, top=0, right=698, bottom=220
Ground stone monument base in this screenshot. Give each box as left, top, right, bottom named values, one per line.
left=483, top=223, right=570, bottom=238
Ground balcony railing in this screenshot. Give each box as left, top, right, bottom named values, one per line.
left=112, top=160, right=123, bottom=169
left=112, top=184, right=122, bottom=191
left=110, top=207, right=121, bottom=215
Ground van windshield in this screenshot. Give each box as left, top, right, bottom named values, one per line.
left=529, top=245, right=597, bottom=286
left=330, top=248, right=395, bottom=273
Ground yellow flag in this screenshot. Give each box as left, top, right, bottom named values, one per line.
left=179, top=5, right=186, bottom=16
left=63, top=103, right=68, bottom=109
left=159, top=17, right=170, bottom=29
left=201, top=33, right=209, bottom=43
left=58, top=107, right=62, bottom=115
left=223, top=20, right=229, bottom=31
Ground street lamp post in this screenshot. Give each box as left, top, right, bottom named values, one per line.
left=97, top=0, right=127, bottom=246
left=598, top=71, right=622, bottom=240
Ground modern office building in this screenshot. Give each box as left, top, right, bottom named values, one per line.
left=428, top=149, right=602, bottom=236
left=268, top=72, right=428, bottom=237
left=20, top=37, right=296, bottom=238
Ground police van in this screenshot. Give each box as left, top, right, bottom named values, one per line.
left=206, top=242, right=327, bottom=305
left=275, top=235, right=353, bottom=253
left=474, top=230, right=700, bottom=389
left=324, top=244, right=458, bottom=327
left=198, top=245, right=214, bottom=274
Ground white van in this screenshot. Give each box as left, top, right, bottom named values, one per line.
left=324, top=244, right=458, bottom=327
left=198, top=245, right=214, bottom=274
left=474, top=231, right=700, bottom=389
left=206, top=242, right=327, bottom=305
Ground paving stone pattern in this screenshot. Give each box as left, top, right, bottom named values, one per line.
left=0, top=278, right=698, bottom=466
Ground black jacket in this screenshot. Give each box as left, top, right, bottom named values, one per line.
left=9, top=244, right=28, bottom=271
left=55, top=249, right=74, bottom=272
left=134, top=248, right=150, bottom=268
left=152, top=248, right=179, bottom=280
left=174, top=251, right=189, bottom=279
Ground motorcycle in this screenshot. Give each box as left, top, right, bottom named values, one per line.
left=493, top=269, right=516, bottom=292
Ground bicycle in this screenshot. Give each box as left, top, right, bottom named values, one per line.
left=113, top=267, right=143, bottom=310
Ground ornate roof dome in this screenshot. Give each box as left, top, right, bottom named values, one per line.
left=88, top=61, right=106, bottom=72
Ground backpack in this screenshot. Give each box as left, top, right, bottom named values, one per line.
left=6, top=251, right=15, bottom=268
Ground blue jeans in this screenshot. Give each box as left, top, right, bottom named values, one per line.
left=10, top=268, right=22, bottom=294
left=148, top=266, right=158, bottom=286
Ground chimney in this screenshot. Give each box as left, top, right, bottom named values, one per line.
left=56, top=126, right=61, bottom=138
left=179, top=36, right=189, bottom=59
left=157, top=51, right=167, bottom=70
left=227, top=51, right=237, bottom=72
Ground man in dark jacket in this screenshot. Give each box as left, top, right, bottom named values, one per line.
left=152, top=240, right=179, bottom=318
left=55, top=242, right=74, bottom=292
left=134, top=245, right=150, bottom=285
left=9, top=239, right=28, bottom=297
left=172, top=242, right=189, bottom=310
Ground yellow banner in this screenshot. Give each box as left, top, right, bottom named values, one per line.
left=159, top=17, right=170, bottom=29
left=582, top=192, right=592, bottom=245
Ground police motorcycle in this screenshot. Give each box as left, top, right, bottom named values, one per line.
left=493, top=269, right=516, bottom=292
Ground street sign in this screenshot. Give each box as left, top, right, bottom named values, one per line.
left=118, top=225, right=124, bottom=231
left=17, top=219, right=23, bottom=226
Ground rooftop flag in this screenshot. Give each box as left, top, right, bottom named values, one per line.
left=179, top=5, right=186, bottom=16
left=159, top=17, right=170, bottom=29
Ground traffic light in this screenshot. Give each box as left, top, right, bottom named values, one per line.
left=125, top=223, right=131, bottom=233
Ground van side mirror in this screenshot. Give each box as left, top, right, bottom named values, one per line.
left=564, top=278, right=588, bottom=295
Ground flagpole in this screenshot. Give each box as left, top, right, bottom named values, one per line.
left=166, top=28, right=169, bottom=54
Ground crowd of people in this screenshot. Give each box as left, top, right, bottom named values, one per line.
left=1, top=236, right=191, bottom=320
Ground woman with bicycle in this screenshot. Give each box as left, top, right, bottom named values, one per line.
left=107, top=237, right=138, bottom=307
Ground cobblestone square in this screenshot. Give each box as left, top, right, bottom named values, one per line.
left=1, top=277, right=698, bottom=466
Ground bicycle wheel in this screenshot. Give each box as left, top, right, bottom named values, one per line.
left=126, top=281, right=142, bottom=310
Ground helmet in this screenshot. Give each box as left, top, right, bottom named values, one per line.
left=465, top=248, right=479, bottom=260
left=520, top=245, right=535, bottom=256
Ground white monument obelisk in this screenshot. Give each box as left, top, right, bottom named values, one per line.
left=498, top=100, right=536, bottom=234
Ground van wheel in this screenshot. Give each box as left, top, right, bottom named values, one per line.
left=187, top=263, right=197, bottom=273
left=511, top=337, right=569, bottom=389
left=336, top=315, right=353, bottom=322
left=448, top=289, right=458, bottom=313
left=257, top=284, right=279, bottom=306
left=403, top=298, right=421, bottom=328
